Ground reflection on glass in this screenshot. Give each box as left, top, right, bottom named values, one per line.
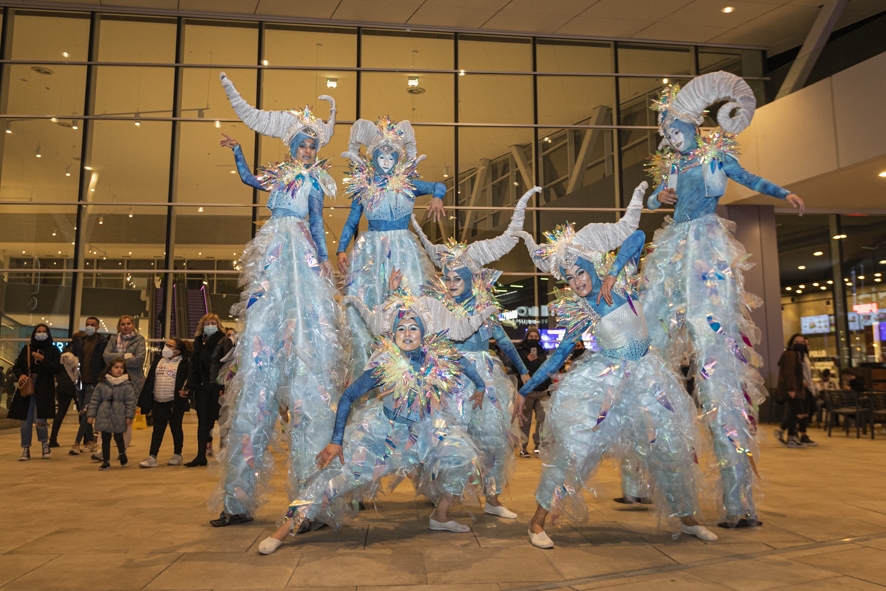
left=459, top=75, right=532, bottom=124
left=176, top=121, right=255, bottom=204
left=97, top=15, right=177, bottom=62
left=88, top=121, right=172, bottom=203
left=80, top=204, right=168, bottom=265
left=362, top=72, right=454, bottom=123
left=536, top=39, right=612, bottom=73
left=94, top=67, right=174, bottom=118
left=0, top=120, right=83, bottom=202
left=458, top=35, right=531, bottom=72
left=183, top=20, right=258, bottom=65
left=537, top=76, right=615, bottom=126
left=10, top=11, right=89, bottom=61
left=264, top=25, right=356, bottom=67
left=262, top=69, right=356, bottom=122
left=537, top=127, right=616, bottom=210
left=363, top=30, right=453, bottom=70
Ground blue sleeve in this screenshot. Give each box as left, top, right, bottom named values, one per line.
left=308, top=187, right=329, bottom=262
left=232, top=145, right=265, bottom=191
left=457, top=356, right=486, bottom=391
left=518, top=329, right=583, bottom=395
left=412, top=180, right=446, bottom=200
left=331, top=369, right=379, bottom=445
left=491, top=323, right=528, bottom=375
left=608, top=230, right=646, bottom=277
left=722, top=155, right=790, bottom=200
left=337, top=199, right=364, bottom=254
left=647, top=181, right=665, bottom=209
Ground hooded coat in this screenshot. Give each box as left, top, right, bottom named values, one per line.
left=88, top=376, right=137, bottom=434
left=9, top=327, right=60, bottom=421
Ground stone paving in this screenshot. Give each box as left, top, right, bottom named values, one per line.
left=1, top=415, right=885, bottom=590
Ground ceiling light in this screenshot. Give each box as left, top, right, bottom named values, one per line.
left=798, top=265, right=805, bottom=270
left=796, top=290, right=802, bottom=294
left=827, top=280, right=833, bottom=284
left=35, top=145, right=41, bottom=158
left=407, top=77, right=419, bottom=87
left=879, top=171, right=886, bottom=177
left=459, top=70, right=466, bottom=76
left=721, top=6, right=734, bottom=13
left=813, top=251, right=823, bottom=256
left=262, top=59, right=269, bottom=66
left=50, top=117, right=57, bottom=122
left=799, top=284, right=805, bottom=289
left=65, top=165, right=71, bottom=177
left=785, top=286, right=792, bottom=291
left=52, top=227, right=57, bottom=236
left=820, top=286, right=827, bottom=290
left=84, top=166, right=92, bottom=170
left=134, top=121, right=140, bottom=127
left=662, top=78, right=669, bottom=84
left=833, top=234, right=847, bottom=239
left=98, top=216, right=103, bottom=225
left=128, top=208, right=133, bottom=218
left=326, top=78, right=337, bottom=89
left=858, top=275, right=865, bottom=280
left=813, top=282, right=819, bottom=286
left=230, top=170, right=236, bottom=174
left=197, top=206, right=204, bottom=212
left=62, top=51, right=69, bottom=57
left=876, top=273, right=882, bottom=277
left=214, top=120, right=220, bottom=128
left=881, top=260, right=886, bottom=264
left=72, top=124, right=78, bottom=129
left=876, top=278, right=882, bottom=283
left=4, top=124, right=10, bottom=134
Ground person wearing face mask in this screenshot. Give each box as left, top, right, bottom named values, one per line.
left=138, top=339, right=191, bottom=467
left=337, top=117, right=448, bottom=379
left=69, top=316, right=108, bottom=455
left=256, top=277, right=495, bottom=555
left=10, top=324, right=61, bottom=461
left=88, top=358, right=137, bottom=471
left=514, top=182, right=717, bottom=549
left=641, top=72, right=805, bottom=529
left=98, top=315, right=146, bottom=461
left=775, top=334, right=817, bottom=448
left=211, top=75, right=347, bottom=527
left=184, top=314, right=230, bottom=467
left=518, top=326, right=550, bottom=458
left=412, top=187, right=537, bottom=519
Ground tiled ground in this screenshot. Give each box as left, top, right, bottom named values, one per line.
left=2, top=415, right=885, bottom=590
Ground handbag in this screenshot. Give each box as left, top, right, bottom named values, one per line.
left=18, top=345, right=34, bottom=397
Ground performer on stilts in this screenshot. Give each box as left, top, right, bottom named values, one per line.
left=412, top=186, right=541, bottom=519
left=336, top=117, right=447, bottom=377
left=641, top=71, right=805, bottom=528
left=514, top=182, right=718, bottom=549
left=257, top=275, right=497, bottom=554
left=209, top=73, right=348, bottom=527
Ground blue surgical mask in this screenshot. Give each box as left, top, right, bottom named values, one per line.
left=34, top=333, right=48, bottom=341
left=84, top=326, right=96, bottom=336
left=203, top=325, right=218, bottom=336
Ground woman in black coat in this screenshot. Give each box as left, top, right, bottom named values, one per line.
left=10, top=324, right=61, bottom=461
left=137, top=338, right=191, bottom=468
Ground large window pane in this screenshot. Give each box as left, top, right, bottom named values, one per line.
left=10, top=11, right=90, bottom=61
left=538, top=126, right=616, bottom=209
left=0, top=119, right=82, bottom=202
left=97, top=15, right=177, bottom=63
left=262, top=69, right=356, bottom=122
left=183, top=20, right=259, bottom=65
left=94, top=67, right=174, bottom=119
left=5, top=65, right=87, bottom=117
left=264, top=24, right=356, bottom=67
left=176, top=121, right=255, bottom=204
left=363, top=30, right=453, bottom=70
left=537, top=77, right=615, bottom=127
left=536, top=39, right=613, bottom=73
left=362, top=72, right=453, bottom=123
left=80, top=204, right=168, bottom=267
left=87, top=121, right=172, bottom=203
left=459, top=75, right=532, bottom=124
left=458, top=35, right=531, bottom=72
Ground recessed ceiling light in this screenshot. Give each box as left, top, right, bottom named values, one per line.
left=876, top=273, right=882, bottom=277
left=662, top=78, right=669, bottom=84
left=812, top=282, right=819, bottom=286
left=881, top=260, right=886, bottom=264
left=785, top=286, right=792, bottom=291
left=833, top=234, right=847, bottom=239
left=326, top=78, right=337, bottom=89
left=813, top=251, right=823, bottom=256
left=798, top=265, right=806, bottom=270
left=879, top=171, right=886, bottom=177
left=407, top=77, right=419, bottom=87
left=858, top=275, right=865, bottom=280
left=262, top=59, right=269, bottom=66
left=796, top=290, right=802, bottom=294
left=827, top=280, right=833, bottom=284
left=62, top=51, right=69, bottom=58
left=721, top=6, right=734, bottom=13
left=876, top=278, right=882, bottom=283
left=820, top=286, right=826, bottom=290
left=799, top=284, right=806, bottom=289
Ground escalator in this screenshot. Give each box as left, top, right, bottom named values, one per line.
left=148, top=276, right=211, bottom=340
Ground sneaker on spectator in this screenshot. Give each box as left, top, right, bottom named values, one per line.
left=167, top=454, right=183, bottom=466
left=41, top=441, right=51, bottom=459
left=799, top=435, right=818, bottom=447
left=786, top=436, right=805, bottom=448
left=519, top=446, right=531, bottom=458
left=19, top=448, right=30, bottom=461
left=139, top=455, right=158, bottom=468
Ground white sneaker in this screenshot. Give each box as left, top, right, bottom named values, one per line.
left=139, top=455, right=158, bottom=468
left=429, top=518, right=471, bottom=533
left=681, top=524, right=718, bottom=542
left=528, top=528, right=554, bottom=549
left=258, top=537, right=283, bottom=555
left=484, top=502, right=517, bottom=519
left=167, top=454, right=183, bottom=466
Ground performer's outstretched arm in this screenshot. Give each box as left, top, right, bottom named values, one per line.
left=231, top=144, right=266, bottom=191
left=608, top=230, right=646, bottom=277
left=491, top=323, right=529, bottom=376
left=722, top=155, right=789, bottom=200
left=330, top=370, right=379, bottom=445
left=518, top=329, right=583, bottom=396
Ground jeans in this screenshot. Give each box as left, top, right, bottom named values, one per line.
left=520, top=390, right=548, bottom=448
left=150, top=400, right=184, bottom=457
left=101, top=431, right=126, bottom=461
left=21, top=393, right=48, bottom=448
left=780, top=392, right=809, bottom=437
left=49, top=391, right=76, bottom=443
left=75, top=384, right=96, bottom=444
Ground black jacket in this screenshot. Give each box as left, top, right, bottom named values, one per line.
left=70, top=332, right=109, bottom=385
left=187, top=332, right=230, bottom=392
left=10, top=342, right=60, bottom=420
left=518, top=341, right=551, bottom=393
left=138, top=355, right=191, bottom=414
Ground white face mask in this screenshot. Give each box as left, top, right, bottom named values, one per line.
left=161, top=347, right=174, bottom=359
left=34, top=332, right=49, bottom=341
left=203, top=325, right=218, bottom=336
left=84, top=326, right=96, bottom=336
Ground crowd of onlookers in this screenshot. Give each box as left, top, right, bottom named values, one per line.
left=3, top=314, right=234, bottom=470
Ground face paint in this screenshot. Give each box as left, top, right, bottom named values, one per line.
left=375, top=150, right=397, bottom=173
left=564, top=265, right=594, bottom=298
left=295, top=138, right=317, bottom=164
left=443, top=270, right=466, bottom=297
left=664, top=120, right=697, bottom=154
left=394, top=317, right=422, bottom=352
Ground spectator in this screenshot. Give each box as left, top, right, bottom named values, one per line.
left=517, top=326, right=550, bottom=458
left=98, top=315, right=146, bottom=461
left=49, top=349, right=80, bottom=447
left=138, top=339, right=190, bottom=468
left=69, top=317, right=108, bottom=455
left=818, top=368, right=839, bottom=391
left=841, top=368, right=865, bottom=393
left=87, top=357, right=137, bottom=470
left=225, top=327, right=237, bottom=343
left=10, top=325, right=60, bottom=461
left=775, top=334, right=817, bottom=448
left=185, top=313, right=231, bottom=467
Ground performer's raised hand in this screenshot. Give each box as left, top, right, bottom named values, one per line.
left=658, top=188, right=678, bottom=205
left=512, top=394, right=527, bottom=426
left=220, top=133, right=239, bottom=149
left=316, top=443, right=344, bottom=468
left=337, top=252, right=350, bottom=276
left=426, top=198, right=446, bottom=223
left=786, top=194, right=805, bottom=216
left=470, top=388, right=484, bottom=410
left=388, top=268, right=404, bottom=291
left=597, top=275, right=617, bottom=306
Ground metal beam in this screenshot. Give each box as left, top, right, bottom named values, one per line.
left=776, top=0, right=847, bottom=100
left=566, top=106, right=610, bottom=194
left=510, top=145, right=533, bottom=188
left=461, top=158, right=489, bottom=237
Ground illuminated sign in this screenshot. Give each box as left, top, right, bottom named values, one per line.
left=853, top=303, right=879, bottom=314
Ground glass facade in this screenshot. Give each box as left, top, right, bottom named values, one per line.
left=0, top=7, right=784, bottom=363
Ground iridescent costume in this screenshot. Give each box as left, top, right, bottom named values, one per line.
left=517, top=184, right=711, bottom=532
left=338, top=118, right=445, bottom=377
left=412, top=188, right=538, bottom=506
left=641, top=71, right=797, bottom=526
left=210, top=74, right=347, bottom=521
left=283, top=289, right=494, bottom=530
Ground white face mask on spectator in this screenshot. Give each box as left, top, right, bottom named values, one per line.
left=161, top=347, right=174, bottom=359
left=203, top=325, right=218, bottom=336
left=34, top=332, right=48, bottom=341
left=84, top=326, right=96, bottom=336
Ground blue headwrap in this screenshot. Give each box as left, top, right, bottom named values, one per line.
left=289, top=131, right=318, bottom=155
left=393, top=313, right=425, bottom=340
left=559, top=257, right=599, bottom=295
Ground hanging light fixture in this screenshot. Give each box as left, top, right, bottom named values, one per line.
left=326, top=78, right=337, bottom=89
left=98, top=215, right=104, bottom=225
left=35, top=145, right=42, bottom=158
left=65, top=165, right=71, bottom=177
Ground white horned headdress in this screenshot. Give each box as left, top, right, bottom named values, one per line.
left=519, top=182, right=646, bottom=281
left=219, top=72, right=336, bottom=147
left=344, top=116, right=419, bottom=164
left=652, top=70, right=756, bottom=135
left=344, top=289, right=497, bottom=341
left=411, top=186, right=540, bottom=274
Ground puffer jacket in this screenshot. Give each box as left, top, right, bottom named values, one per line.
left=87, top=378, right=136, bottom=433
left=103, top=333, right=147, bottom=394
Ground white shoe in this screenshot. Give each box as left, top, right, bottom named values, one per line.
left=429, top=518, right=471, bottom=533
left=139, top=455, right=158, bottom=468
left=528, top=527, right=554, bottom=549
left=484, top=502, right=517, bottom=519
left=167, top=454, right=183, bottom=466
left=681, top=524, right=718, bottom=542
left=258, top=537, right=283, bottom=555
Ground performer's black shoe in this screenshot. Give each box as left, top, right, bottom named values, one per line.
left=717, top=518, right=762, bottom=529
left=614, top=496, right=652, bottom=505
left=210, top=512, right=254, bottom=527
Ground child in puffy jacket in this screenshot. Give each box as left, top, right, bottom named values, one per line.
left=88, top=357, right=137, bottom=470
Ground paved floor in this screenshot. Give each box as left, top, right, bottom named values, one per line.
left=2, top=415, right=885, bottom=591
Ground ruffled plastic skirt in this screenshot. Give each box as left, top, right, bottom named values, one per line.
left=536, top=349, right=707, bottom=526
left=444, top=351, right=520, bottom=496
left=342, top=229, right=437, bottom=379
left=211, top=215, right=348, bottom=517
left=640, top=214, right=764, bottom=522
left=286, top=398, right=483, bottom=529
